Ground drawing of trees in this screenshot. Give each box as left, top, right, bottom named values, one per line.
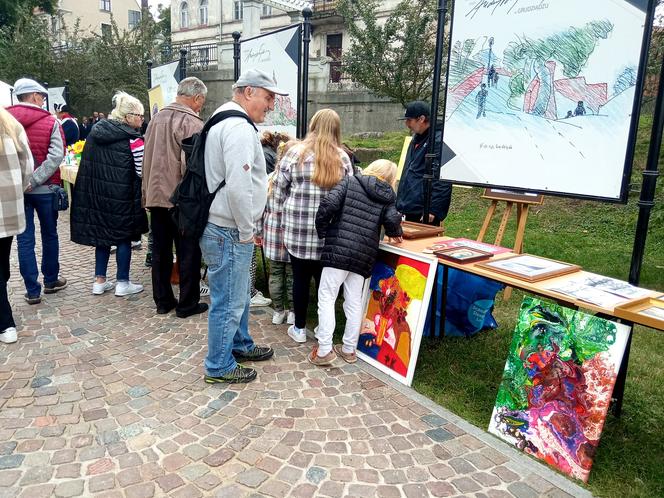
left=503, top=20, right=614, bottom=115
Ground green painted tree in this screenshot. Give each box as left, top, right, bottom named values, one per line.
left=337, top=0, right=448, bottom=106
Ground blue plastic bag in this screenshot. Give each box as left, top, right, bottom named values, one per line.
left=424, top=267, right=504, bottom=338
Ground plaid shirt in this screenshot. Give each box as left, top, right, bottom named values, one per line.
left=0, top=125, right=33, bottom=238
left=272, top=144, right=353, bottom=260
left=262, top=172, right=289, bottom=262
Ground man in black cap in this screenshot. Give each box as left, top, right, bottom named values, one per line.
left=396, top=101, right=452, bottom=225
left=56, top=104, right=79, bottom=146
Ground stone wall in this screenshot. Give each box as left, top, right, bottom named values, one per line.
left=190, top=69, right=406, bottom=135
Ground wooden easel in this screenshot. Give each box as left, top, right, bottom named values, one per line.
left=477, top=189, right=544, bottom=299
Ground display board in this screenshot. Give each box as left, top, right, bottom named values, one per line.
left=150, top=60, right=181, bottom=106
left=441, top=0, right=653, bottom=202
left=48, top=86, right=66, bottom=113
left=0, top=80, right=13, bottom=107
left=148, top=85, right=165, bottom=118
left=240, top=25, right=301, bottom=137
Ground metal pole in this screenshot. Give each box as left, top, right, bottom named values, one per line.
left=629, top=33, right=663, bottom=285
left=423, top=0, right=448, bottom=224
left=43, top=81, right=49, bottom=112
left=232, top=31, right=241, bottom=81
left=179, top=48, right=188, bottom=81
left=299, top=7, right=312, bottom=139
left=147, top=59, right=153, bottom=89
left=64, top=80, right=70, bottom=104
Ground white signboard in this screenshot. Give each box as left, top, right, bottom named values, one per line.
left=0, top=80, right=13, bottom=107
left=150, top=60, right=181, bottom=106
left=441, top=0, right=652, bottom=201
left=48, top=86, right=66, bottom=113
left=241, top=25, right=301, bottom=137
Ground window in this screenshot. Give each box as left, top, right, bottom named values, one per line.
left=327, top=34, right=343, bottom=83
left=199, top=0, right=208, bottom=25
left=100, top=0, right=111, bottom=12
left=262, top=4, right=272, bottom=16
left=234, top=1, right=243, bottom=21
left=128, top=10, right=141, bottom=29
left=180, top=2, right=189, bottom=28
left=101, top=23, right=112, bottom=41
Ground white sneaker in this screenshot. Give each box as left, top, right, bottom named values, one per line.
left=131, top=240, right=142, bottom=250
left=286, top=311, right=295, bottom=325
left=250, top=291, right=272, bottom=307
left=92, top=280, right=114, bottom=295
left=287, top=325, right=307, bottom=343
left=0, top=327, right=17, bottom=344
left=115, top=281, right=144, bottom=296
left=200, top=280, right=210, bottom=297
left=272, top=310, right=287, bottom=325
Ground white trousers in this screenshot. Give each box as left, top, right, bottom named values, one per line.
left=316, top=266, right=366, bottom=356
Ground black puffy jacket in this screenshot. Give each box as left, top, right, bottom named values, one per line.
left=70, top=119, right=148, bottom=247
left=316, top=174, right=403, bottom=278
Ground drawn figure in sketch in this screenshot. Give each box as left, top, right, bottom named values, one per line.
left=565, top=111, right=573, bottom=119
left=476, top=84, right=488, bottom=119
left=487, top=65, right=496, bottom=87
left=574, top=101, right=586, bottom=116
left=493, top=71, right=499, bottom=87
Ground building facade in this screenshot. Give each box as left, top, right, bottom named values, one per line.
left=48, top=0, right=144, bottom=44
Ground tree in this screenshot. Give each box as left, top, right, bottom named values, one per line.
left=0, top=0, right=57, bottom=29
left=337, top=0, right=444, bottom=106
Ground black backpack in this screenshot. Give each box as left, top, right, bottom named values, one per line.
left=170, top=110, right=257, bottom=239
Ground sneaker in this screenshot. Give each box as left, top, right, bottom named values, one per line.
left=233, top=346, right=274, bottom=362
left=176, top=303, right=208, bottom=319
left=333, top=344, right=357, bottom=364
left=286, top=311, right=295, bottom=325
left=131, top=240, right=142, bottom=250
left=204, top=365, right=257, bottom=384
left=115, top=281, right=144, bottom=296
left=200, top=280, right=210, bottom=297
left=287, top=325, right=307, bottom=343
left=144, top=253, right=152, bottom=267
left=24, top=293, right=41, bottom=305
left=110, top=245, right=117, bottom=253
left=43, top=277, right=67, bottom=294
left=0, top=327, right=17, bottom=344
left=92, top=280, right=114, bottom=295
left=272, top=310, right=287, bottom=325
left=307, top=346, right=336, bottom=366
left=250, top=291, right=272, bottom=307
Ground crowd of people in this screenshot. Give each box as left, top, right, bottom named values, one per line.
left=0, top=71, right=452, bottom=385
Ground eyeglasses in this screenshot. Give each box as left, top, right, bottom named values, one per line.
left=127, top=113, right=144, bottom=120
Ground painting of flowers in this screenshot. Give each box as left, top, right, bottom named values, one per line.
left=357, top=244, right=438, bottom=386
left=488, top=297, right=630, bottom=482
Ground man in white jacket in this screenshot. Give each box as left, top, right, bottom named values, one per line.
left=200, top=69, right=287, bottom=384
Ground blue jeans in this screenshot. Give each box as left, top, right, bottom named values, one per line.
left=17, top=193, right=60, bottom=297
left=199, top=224, right=255, bottom=376
left=95, top=241, right=131, bottom=281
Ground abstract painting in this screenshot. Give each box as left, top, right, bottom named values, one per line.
left=488, top=297, right=631, bottom=482
left=441, top=0, right=652, bottom=201
left=357, top=244, right=438, bottom=386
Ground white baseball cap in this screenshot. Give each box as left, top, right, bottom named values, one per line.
left=232, top=69, right=288, bottom=96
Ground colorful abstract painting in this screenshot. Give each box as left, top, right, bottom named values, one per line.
left=357, top=244, right=438, bottom=386
left=488, top=297, right=631, bottom=482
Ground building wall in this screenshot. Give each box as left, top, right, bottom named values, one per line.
left=54, top=0, right=142, bottom=38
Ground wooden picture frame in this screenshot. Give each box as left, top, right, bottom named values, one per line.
left=434, top=246, right=494, bottom=264
left=476, top=254, right=581, bottom=283
left=614, top=297, right=664, bottom=331
left=482, top=188, right=544, bottom=205
left=400, top=221, right=444, bottom=240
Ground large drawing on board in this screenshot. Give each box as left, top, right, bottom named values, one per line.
left=241, top=25, right=300, bottom=137
left=442, top=0, right=652, bottom=201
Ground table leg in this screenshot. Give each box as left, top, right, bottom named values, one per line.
left=611, top=323, right=633, bottom=418
left=440, top=265, right=449, bottom=338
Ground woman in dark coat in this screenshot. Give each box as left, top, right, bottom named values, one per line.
left=70, top=92, right=147, bottom=297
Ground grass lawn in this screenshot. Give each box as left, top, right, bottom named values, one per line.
left=256, top=115, right=663, bottom=498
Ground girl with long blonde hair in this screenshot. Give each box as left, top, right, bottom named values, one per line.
left=272, top=109, right=353, bottom=343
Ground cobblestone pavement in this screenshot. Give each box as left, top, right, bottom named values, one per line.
left=0, top=218, right=592, bottom=497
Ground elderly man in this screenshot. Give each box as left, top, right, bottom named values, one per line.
left=56, top=104, right=79, bottom=147
left=142, top=77, right=208, bottom=318
left=200, top=69, right=287, bottom=384
left=7, top=78, right=67, bottom=304
left=396, top=100, right=452, bottom=225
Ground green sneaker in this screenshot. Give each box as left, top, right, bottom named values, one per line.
left=204, top=365, right=257, bottom=384
left=232, top=346, right=274, bottom=362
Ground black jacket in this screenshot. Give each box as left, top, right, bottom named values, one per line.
left=316, top=175, right=403, bottom=278
left=396, top=127, right=452, bottom=220
left=71, top=119, right=148, bottom=247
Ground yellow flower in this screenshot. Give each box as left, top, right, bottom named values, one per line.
left=71, top=140, right=85, bottom=155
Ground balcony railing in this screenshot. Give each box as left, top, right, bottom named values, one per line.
left=312, top=0, right=339, bottom=14
left=160, top=42, right=218, bottom=71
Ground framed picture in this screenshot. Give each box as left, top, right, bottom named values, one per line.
left=434, top=246, right=493, bottom=264
left=400, top=221, right=444, bottom=240
left=476, top=254, right=581, bottom=282
left=614, top=297, right=664, bottom=331
left=430, top=237, right=511, bottom=255
left=489, top=297, right=631, bottom=482
left=357, top=243, right=438, bottom=386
